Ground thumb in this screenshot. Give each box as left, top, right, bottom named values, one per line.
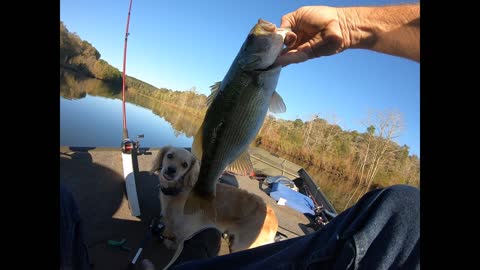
left=280, top=13, right=295, bottom=29
left=284, top=32, right=297, bottom=48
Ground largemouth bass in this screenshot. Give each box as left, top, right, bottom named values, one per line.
left=189, top=19, right=290, bottom=215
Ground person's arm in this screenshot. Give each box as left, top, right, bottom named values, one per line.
left=338, top=4, right=419, bottom=62
left=275, top=4, right=419, bottom=66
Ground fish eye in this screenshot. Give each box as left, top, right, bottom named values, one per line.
left=167, top=153, right=173, bottom=159
left=182, top=162, right=188, bottom=169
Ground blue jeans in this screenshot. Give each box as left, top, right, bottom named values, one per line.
left=171, top=185, right=420, bottom=270
left=60, top=183, right=91, bottom=270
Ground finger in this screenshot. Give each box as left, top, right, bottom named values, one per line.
left=294, top=41, right=318, bottom=59
left=294, top=35, right=335, bottom=58
left=282, top=31, right=308, bottom=57
left=312, top=21, right=344, bottom=56
left=274, top=50, right=310, bottom=67
left=323, top=22, right=342, bottom=46
left=284, top=32, right=297, bottom=48
left=279, top=47, right=290, bottom=56
left=320, top=35, right=343, bottom=56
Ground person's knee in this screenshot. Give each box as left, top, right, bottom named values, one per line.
left=381, top=184, right=419, bottom=218
left=384, top=184, right=419, bottom=202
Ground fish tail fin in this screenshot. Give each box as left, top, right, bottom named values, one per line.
left=225, top=149, right=254, bottom=176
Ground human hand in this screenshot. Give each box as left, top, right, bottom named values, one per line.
left=275, top=6, right=348, bottom=67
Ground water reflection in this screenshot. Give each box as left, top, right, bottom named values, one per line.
left=60, top=69, right=201, bottom=140
left=125, top=93, right=201, bottom=137
left=60, top=69, right=121, bottom=100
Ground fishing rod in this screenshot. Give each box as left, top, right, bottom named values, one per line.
left=122, top=0, right=133, bottom=140
left=120, top=0, right=141, bottom=217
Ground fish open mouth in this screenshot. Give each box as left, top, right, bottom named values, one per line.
left=275, top=27, right=291, bottom=38
left=258, top=19, right=276, bottom=32
left=256, top=19, right=291, bottom=38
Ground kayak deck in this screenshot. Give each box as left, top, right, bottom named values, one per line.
left=60, top=147, right=313, bottom=269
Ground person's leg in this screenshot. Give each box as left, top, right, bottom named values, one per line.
left=170, top=184, right=420, bottom=270
left=169, top=227, right=222, bottom=268
left=60, top=183, right=91, bottom=270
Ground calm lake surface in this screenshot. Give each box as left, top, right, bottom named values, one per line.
left=60, top=70, right=198, bottom=148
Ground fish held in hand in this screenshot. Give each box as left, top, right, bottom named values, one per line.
left=188, top=19, right=290, bottom=217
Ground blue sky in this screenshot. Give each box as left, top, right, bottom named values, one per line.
left=60, top=0, right=420, bottom=156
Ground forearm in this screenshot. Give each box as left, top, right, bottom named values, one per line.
left=338, top=4, right=420, bottom=62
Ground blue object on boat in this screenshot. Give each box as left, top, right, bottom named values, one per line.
left=270, top=182, right=315, bottom=217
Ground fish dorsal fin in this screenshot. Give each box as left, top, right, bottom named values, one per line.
left=269, top=91, right=286, bottom=113
left=207, top=81, right=222, bottom=107
left=225, top=149, right=254, bottom=176
left=191, top=121, right=204, bottom=160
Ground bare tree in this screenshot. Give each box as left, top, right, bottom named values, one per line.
left=302, top=116, right=313, bottom=147
left=360, top=111, right=404, bottom=199
left=344, top=124, right=375, bottom=209
left=322, top=113, right=341, bottom=153
left=344, top=110, right=404, bottom=210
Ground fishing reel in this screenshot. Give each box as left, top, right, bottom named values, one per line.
left=121, top=134, right=144, bottom=154
left=121, top=138, right=134, bottom=154
left=314, top=204, right=324, bottom=216
left=312, top=204, right=329, bottom=230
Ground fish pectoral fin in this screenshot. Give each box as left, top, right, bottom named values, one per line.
left=191, top=122, right=204, bottom=160
left=207, top=81, right=222, bottom=107
left=185, top=192, right=217, bottom=221
left=225, top=150, right=254, bottom=176
left=269, top=91, right=286, bottom=113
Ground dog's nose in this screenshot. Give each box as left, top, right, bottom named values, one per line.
left=166, top=166, right=176, bottom=175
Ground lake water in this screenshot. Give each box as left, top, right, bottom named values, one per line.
left=60, top=70, right=197, bottom=148
left=59, top=69, right=351, bottom=211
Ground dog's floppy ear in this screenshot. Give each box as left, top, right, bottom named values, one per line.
left=151, top=146, right=171, bottom=175
left=183, top=155, right=200, bottom=188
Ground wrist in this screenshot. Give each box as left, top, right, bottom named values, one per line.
left=336, top=6, right=375, bottom=51
left=337, top=4, right=420, bottom=61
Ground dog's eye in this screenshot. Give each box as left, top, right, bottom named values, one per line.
left=167, top=153, right=173, bottom=159
left=182, top=162, right=188, bottom=169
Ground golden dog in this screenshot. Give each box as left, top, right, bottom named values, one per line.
left=151, top=146, right=279, bottom=253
